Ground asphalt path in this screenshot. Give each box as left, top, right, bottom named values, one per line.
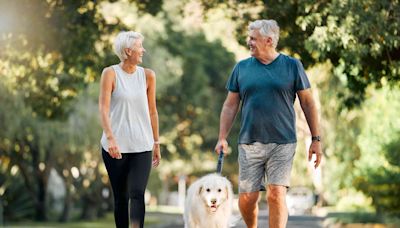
left=148, top=210, right=324, bottom=228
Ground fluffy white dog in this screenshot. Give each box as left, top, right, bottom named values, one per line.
left=184, top=173, right=233, bottom=228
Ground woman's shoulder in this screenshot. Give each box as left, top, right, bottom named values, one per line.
left=102, top=65, right=117, bottom=76
left=100, top=66, right=117, bottom=84
left=143, top=67, right=156, bottom=79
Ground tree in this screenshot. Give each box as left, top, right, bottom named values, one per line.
left=0, top=0, right=162, bottom=221
left=151, top=21, right=238, bottom=199
left=354, top=134, right=400, bottom=217
left=353, top=87, right=400, bottom=217
left=199, top=0, right=400, bottom=108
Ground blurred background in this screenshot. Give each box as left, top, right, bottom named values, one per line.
left=0, top=0, right=399, bottom=227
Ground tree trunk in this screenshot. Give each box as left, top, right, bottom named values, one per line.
left=34, top=172, right=48, bottom=221
left=59, top=183, right=71, bottom=222
left=80, top=194, right=98, bottom=220
left=31, top=145, right=47, bottom=221
left=159, top=175, right=170, bottom=205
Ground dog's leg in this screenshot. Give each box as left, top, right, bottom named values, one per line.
left=187, top=218, right=198, bottom=228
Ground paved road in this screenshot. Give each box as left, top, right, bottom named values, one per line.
left=148, top=210, right=324, bottom=228
left=233, top=210, right=324, bottom=228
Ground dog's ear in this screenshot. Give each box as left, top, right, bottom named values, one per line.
left=198, top=186, right=203, bottom=195
left=225, top=186, right=229, bottom=199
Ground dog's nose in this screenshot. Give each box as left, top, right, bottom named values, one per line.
left=211, top=199, right=217, bottom=204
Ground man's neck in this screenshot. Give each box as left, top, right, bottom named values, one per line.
left=256, top=50, right=279, bottom=65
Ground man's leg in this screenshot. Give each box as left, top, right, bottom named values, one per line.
left=267, top=185, right=288, bottom=228
left=239, top=191, right=259, bottom=228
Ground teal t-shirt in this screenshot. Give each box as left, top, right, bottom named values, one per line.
left=226, top=54, right=311, bottom=144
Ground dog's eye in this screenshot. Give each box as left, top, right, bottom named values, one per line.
left=206, top=188, right=210, bottom=192
left=218, top=189, right=222, bottom=192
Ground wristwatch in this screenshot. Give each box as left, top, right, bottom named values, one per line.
left=312, top=136, right=321, bottom=142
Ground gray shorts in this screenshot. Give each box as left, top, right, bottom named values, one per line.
left=238, top=142, right=296, bottom=193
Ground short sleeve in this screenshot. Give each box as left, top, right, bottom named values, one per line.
left=226, top=63, right=240, bottom=92
left=294, top=59, right=311, bottom=91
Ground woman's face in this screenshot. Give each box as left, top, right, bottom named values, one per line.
left=126, top=39, right=146, bottom=64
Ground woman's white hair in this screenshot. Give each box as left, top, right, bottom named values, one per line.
left=113, top=31, right=144, bottom=62
left=248, top=20, right=280, bottom=48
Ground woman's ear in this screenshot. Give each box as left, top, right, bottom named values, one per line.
left=125, top=48, right=131, bottom=57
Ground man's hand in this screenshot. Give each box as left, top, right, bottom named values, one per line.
left=308, top=141, right=322, bottom=168
left=215, top=139, right=229, bottom=156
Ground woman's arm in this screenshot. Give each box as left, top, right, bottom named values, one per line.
left=145, top=68, right=160, bottom=167
left=99, top=67, right=121, bottom=159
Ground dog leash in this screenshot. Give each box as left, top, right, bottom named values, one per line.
left=216, top=151, right=224, bottom=174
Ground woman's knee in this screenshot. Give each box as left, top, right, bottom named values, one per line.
left=129, top=189, right=145, bottom=200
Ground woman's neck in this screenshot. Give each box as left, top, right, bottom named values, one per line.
left=120, top=62, right=137, bottom=74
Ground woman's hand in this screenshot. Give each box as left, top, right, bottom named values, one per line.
left=107, top=137, right=122, bottom=159
left=152, top=144, right=161, bottom=167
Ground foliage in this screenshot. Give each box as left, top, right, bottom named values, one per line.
left=1, top=0, right=400, bottom=222
left=0, top=0, right=159, bottom=221
left=354, top=133, right=400, bottom=217
left=155, top=20, right=238, bottom=182
left=0, top=160, right=35, bottom=221
left=199, top=0, right=400, bottom=108
left=0, top=83, right=46, bottom=221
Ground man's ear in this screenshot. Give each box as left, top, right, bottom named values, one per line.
left=265, top=36, right=273, bottom=46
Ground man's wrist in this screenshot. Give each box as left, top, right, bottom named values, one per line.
left=311, top=136, right=321, bottom=142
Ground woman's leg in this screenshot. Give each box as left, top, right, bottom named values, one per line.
left=102, top=148, right=130, bottom=228
left=127, top=151, right=152, bottom=228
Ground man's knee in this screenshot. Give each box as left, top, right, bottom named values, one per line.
left=267, top=185, right=286, bottom=205
left=239, top=192, right=259, bottom=206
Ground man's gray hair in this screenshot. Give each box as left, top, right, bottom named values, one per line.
left=113, top=31, right=144, bottom=62
left=248, top=20, right=280, bottom=48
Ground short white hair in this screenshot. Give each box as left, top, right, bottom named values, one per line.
left=248, top=20, right=280, bottom=48
left=113, top=31, right=144, bottom=62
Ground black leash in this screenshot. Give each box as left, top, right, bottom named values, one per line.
left=216, top=151, right=224, bottom=174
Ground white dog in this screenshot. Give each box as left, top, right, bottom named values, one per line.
left=184, top=173, right=233, bottom=228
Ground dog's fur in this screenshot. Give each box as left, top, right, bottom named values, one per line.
left=184, top=173, right=233, bottom=228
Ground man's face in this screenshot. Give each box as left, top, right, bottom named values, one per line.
left=247, top=29, right=271, bottom=57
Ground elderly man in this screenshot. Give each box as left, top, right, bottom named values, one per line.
left=215, top=19, right=322, bottom=228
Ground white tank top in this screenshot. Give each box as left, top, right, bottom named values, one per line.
left=101, top=64, right=154, bottom=153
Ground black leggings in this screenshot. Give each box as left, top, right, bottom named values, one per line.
left=102, top=148, right=152, bottom=228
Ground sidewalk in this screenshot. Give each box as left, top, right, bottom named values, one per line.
left=233, top=210, right=324, bottom=228
left=147, top=210, right=325, bottom=228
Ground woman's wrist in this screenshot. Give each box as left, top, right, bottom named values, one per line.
left=106, top=135, right=114, bottom=140
left=154, top=140, right=160, bottom=145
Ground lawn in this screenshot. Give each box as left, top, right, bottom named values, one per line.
left=5, top=206, right=183, bottom=228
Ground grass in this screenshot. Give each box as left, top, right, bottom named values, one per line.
left=325, top=212, right=400, bottom=227
left=5, top=206, right=184, bottom=228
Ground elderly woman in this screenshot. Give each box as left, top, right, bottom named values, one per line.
left=99, top=31, right=160, bottom=228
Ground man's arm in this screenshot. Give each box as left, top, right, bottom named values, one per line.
left=215, top=92, right=241, bottom=155
left=297, top=89, right=322, bottom=168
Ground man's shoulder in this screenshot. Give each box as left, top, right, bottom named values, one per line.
left=279, top=53, right=301, bottom=65
left=236, top=57, right=255, bottom=68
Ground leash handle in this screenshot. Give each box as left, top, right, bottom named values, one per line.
left=216, top=151, right=224, bottom=174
